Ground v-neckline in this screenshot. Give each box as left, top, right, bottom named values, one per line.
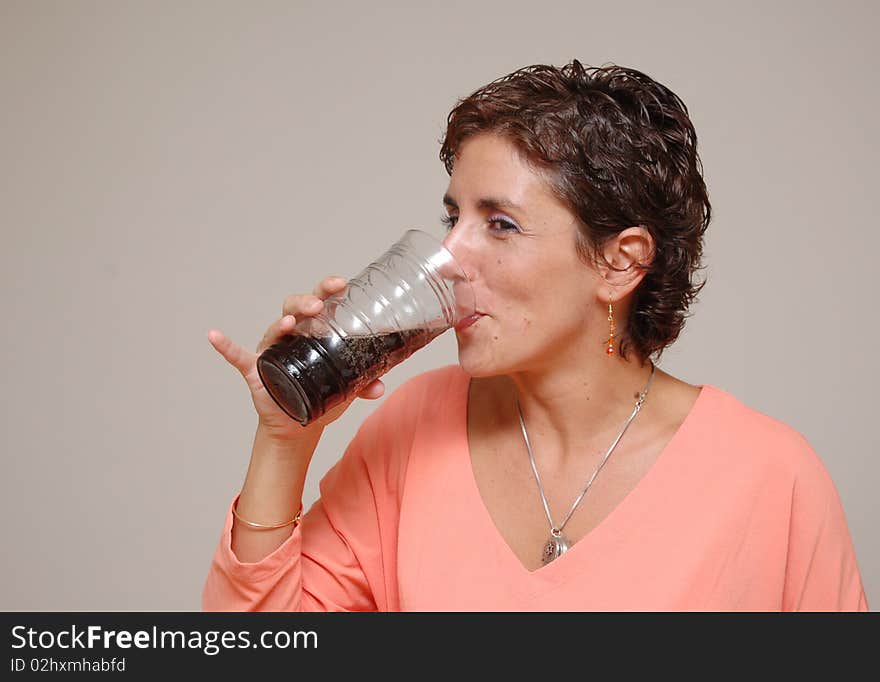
left=456, top=370, right=711, bottom=582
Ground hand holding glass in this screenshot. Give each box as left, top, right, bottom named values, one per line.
left=256, top=229, right=475, bottom=426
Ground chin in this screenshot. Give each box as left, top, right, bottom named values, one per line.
left=455, top=345, right=506, bottom=379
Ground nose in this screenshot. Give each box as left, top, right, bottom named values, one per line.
left=440, top=225, right=477, bottom=282
left=436, top=227, right=477, bottom=321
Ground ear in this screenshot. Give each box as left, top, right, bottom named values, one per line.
left=598, top=226, right=655, bottom=301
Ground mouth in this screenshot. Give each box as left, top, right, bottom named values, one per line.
left=455, top=313, right=485, bottom=331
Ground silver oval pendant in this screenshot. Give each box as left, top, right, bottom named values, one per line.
left=541, top=533, right=570, bottom=565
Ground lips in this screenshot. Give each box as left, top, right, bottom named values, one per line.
left=455, top=313, right=484, bottom=331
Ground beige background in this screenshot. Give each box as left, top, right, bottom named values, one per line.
left=1, top=0, right=876, bottom=610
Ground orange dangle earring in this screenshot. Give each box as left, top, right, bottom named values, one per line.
left=606, top=300, right=616, bottom=356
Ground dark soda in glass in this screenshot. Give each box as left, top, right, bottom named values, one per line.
left=257, top=327, right=441, bottom=425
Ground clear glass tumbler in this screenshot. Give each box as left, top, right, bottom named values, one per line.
left=257, top=228, right=475, bottom=426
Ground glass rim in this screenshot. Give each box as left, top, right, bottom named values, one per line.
left=399, top=228, right=473, bottom=289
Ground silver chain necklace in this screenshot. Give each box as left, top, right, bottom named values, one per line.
left=515, top=361, right=655, bottom=566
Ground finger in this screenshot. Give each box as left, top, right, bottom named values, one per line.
left=257, top=315, right=296, bottom=355
left=313, top=275, right=347, bottom=297
left=282, top=293, right=324, bottom=318
left=207, top=329, right=255, bottom=376
left=357, top=379, right=385, bottom=400
left=282, top=277, right=347, bottom=318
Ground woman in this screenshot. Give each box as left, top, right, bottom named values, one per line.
left=203, top=61, right=868, bottom=611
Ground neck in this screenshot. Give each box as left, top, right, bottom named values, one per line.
left=496, top=352, right=656, bottom=465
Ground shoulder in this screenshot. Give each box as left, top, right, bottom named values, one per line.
left=390, top=363, right=466, bottom=401
left=369, top=363, right=467, bottom=425
left=694, top=384, right=833, bottom=488
left=348, top=363, right=466, bottom=455
left=324, top=364, right=466, bottom=499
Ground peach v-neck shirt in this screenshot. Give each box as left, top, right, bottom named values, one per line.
left=203, top=364, right=869, bottom=611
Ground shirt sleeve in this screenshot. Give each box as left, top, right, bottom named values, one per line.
left=202, top=377, right=418, bottom=612
left=781, top=440, right=869, bottom=612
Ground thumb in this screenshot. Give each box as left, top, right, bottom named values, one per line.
left=359, top=379, right=386, bottom=400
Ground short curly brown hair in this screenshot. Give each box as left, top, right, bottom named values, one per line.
left=439, top=60, right=711, bottom=362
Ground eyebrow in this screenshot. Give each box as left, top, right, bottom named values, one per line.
left=442, top=193, right=525, bottom=214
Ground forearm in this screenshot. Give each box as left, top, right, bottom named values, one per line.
left=231, top=423, right=323, bottom=563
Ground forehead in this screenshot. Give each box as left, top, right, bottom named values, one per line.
left=445, top=133, right=570, bottom=219
left=448, top=133, right=539, bottom=187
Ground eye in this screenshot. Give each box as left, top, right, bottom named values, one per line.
left=488, top=215, right=520, bottom=233
left=441, top=213, right=520, bottom=234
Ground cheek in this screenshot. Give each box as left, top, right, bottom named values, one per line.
left=487, top=267, right=557, bottom=331
left=516, top=299, right=574, bottom=334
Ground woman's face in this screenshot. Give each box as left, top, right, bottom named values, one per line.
left=442, top=132, right=604, bottom=377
